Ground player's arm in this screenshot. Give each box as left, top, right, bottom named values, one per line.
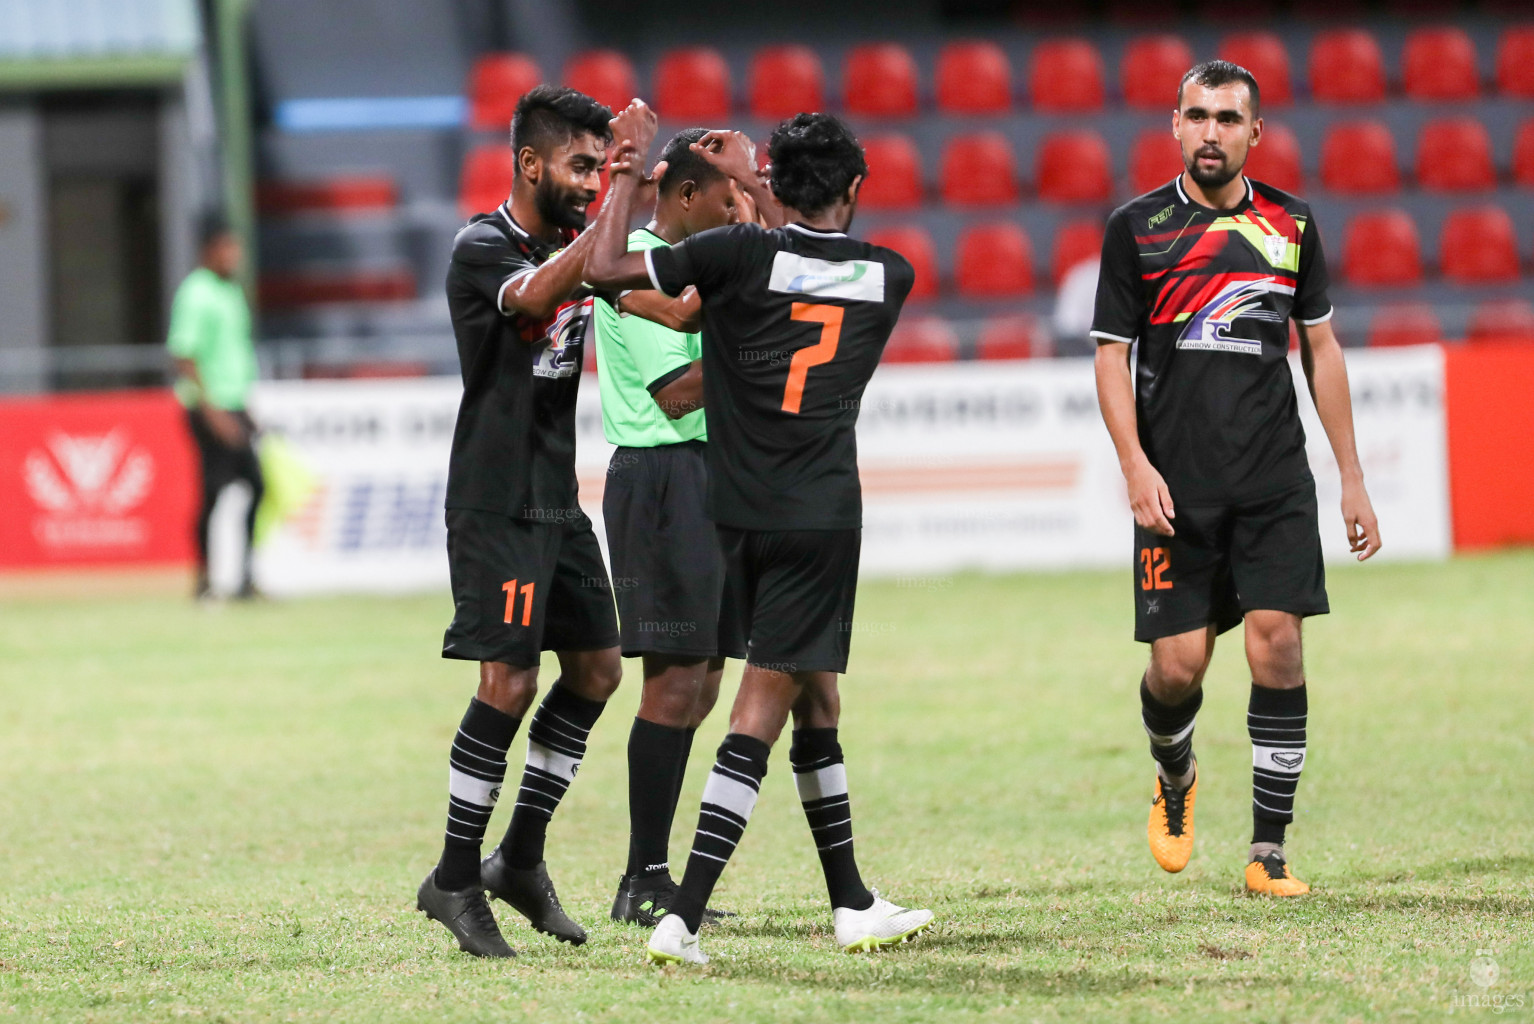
left=1095, top=342, right=1175, bottom=536
left=691, top=131, right=783, bottom=229
left=497, top=227, right=601, bottom=320
left=617, top=287, right=702, bottom=333
left=649, top=360, right=703, bottom=419
left=585, top=102, right=666, bottom=292
left=1297, top=319, right=1381, bottom=560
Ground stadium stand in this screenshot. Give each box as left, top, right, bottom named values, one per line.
left=1368, top=303, right=1443, bottom=347
left=884, top=316, right=959, bottom=362
left=1219, top=31, right=1292, bottom=106
left=859, top=134, right=925, bottom=210
left=940, top=133, right=1020, bottom=206
left=563, top=50, right=637, bottom=114
left=1037, top=131, right=1112, bottom=202
left=467, top=53, right=541, bottom=131
left=1440, top=206, right=1521, bottom=284
left=1515, top=119, right=1534, bottom=187
left=1245, top=124, right=1302, bottom=193
left=748, top=44, right=824, bottom=119
left=1029, top=38, right=1105, bottom=111
left=935, top=40, right=1011, bottom=114
left=1402, top=27, right=1481, bottom=101
left=844, top=43, right=920, bottom=117
left=977, top=315, right=1047, bottom=360
left=1309, top=29, right=1387, bottom=104
left=1052, top=220, right=1104, bottom=287
left=654, top=47, right=732, bottom=120
left=956, top=223, right=1035, bottom=297
left=1343, top=209, right=1423, bottom=286
left=1469, top=297, right=1534, bottom=341
left=1121, top=34, right=1194, bottom=109
left=459, top=145, right=516, bottom=217
left=1496, top=25, right=1534, bottom=97
left=1130, top=129, right=1183, bottom=195
left=866, top=226, right=938, bottom=301
left=1416, top=118, right=1496, bottom=192
left=1321, top=121, right=1400, bottom=193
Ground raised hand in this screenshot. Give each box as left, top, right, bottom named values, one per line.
left=607, top=99, right=660, bottom=170
left=690, top=130, right=758, bottom=182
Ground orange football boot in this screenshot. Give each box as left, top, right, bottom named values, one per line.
left=1147, top=763, right=1197, bottom=873
left=1245, top=851, right=1311, bottom=896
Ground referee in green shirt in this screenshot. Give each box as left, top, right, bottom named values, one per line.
left=167, top=213, right=262, bottom=600
left=597, top=128, right=748, bottom=925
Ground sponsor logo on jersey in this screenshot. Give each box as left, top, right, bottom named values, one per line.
left=1149, top=204, right=1175, bottom=229
left=533, top=297, right=590, bottom=379
left=768, top=252, right=885, bottom=302
left=1176, top=276, right=1293, bottom=354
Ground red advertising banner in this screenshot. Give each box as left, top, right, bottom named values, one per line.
left=1445, top=341, right=1534, bottom=550
left=0, top=390, right=197, bottom=569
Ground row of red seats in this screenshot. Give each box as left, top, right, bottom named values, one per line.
left=1371, top=299, right=1534, bottom=347
left=868, top=204, right=1528, bottom=301
left=468, top=26, right=1534, bottom=128
left=861, top=118, right=1534, bottom=209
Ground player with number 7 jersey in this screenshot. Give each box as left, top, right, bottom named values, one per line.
left=588, top=107, right=931, bottom=966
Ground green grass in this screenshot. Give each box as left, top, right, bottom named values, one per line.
left=2, top=553, right=1532, bottom=1023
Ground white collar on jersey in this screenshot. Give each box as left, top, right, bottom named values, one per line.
left=784, top=222, right=848, bottom=238
left=1173, top=175, right=1253, bottom=207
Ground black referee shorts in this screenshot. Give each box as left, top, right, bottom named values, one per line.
left=1133, top=480, right=1329, bottom=643
left=602, top=441, right=746, bottom=660
left=442, top=508, right=620, bottom=668
left=719, top=526, right=861, bottom=675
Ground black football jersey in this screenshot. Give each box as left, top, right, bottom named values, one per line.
left=444, top=204, right=589, bottom=520
left=1091, top=176, right=1333, bottom=506
left=648, top=222, right=915, bottom=530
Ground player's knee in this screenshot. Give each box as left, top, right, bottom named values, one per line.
left=1147, top=649, right=1208, bottom=697
left=1248, top=620, right=1303, bottom=685
left=477, top=663, right=538, bottom=716
left=576, top=650, right=624, bottom=700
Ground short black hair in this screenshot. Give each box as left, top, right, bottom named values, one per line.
left=1178, top=60, right=1261, bottom=116
left=657, top=128, right=726, bottom=197
left=197, top=210, right=231, bottom=248
left=767, top=113, right=868, bottom=216
left=510, top=84, right=613, bottom=168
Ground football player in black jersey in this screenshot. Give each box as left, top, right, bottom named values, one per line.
left=589, top=102, right=935, bottom=965
left=1091, top=61, right=1380, bottom=897
left=417, top=86, right=634, bottom=958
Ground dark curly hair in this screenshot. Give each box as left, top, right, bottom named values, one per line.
left=1178, top=59, right=1261, bottom=116
left=510, top=84, right=613, bottom=168
left=657, top=127, right=726, bottom=197
left=767, top=113, right=868, bottom=217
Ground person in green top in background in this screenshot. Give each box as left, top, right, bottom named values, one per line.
left=167, top=212, right=263, bottom=600
left=594, top=127, right=768, bottom=926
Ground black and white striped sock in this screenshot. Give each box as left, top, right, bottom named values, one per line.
left=671, top=732, right=770, bottom=933
left=1141, top=677, right=1202, bottom=783
left=436, top=698, right=519, bottom=890
left=1249, top=682, right=1308, bottom=845
left=500, top=682, right=606, bottom=869
left=791, top=728, right=874, bottom=911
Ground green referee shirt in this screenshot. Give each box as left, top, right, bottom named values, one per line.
left=593, top=229, right=707, bottom=447
left=166, top=267, right=256, bottom=411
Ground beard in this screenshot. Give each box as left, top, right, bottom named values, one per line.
left=534, top=175, right=589, bottom=231
left=1186, top=145, right=1244, bottom=189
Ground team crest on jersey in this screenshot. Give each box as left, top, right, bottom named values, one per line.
left=1264, top=234, right=1288, bottom=266
left=1176, top=276, right=1293, bottom=354
left=768, top=252, right=885, bottom=302
left=533, top=297, right=590, bottom=379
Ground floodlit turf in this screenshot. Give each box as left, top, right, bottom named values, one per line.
left=2, top=552, right=1531, bottom=1023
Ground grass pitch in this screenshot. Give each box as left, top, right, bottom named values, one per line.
left=2, top=552, right=1531, bottom=1022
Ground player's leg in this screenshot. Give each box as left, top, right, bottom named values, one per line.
left=1232, top=483, right=1328, bottom=896
left=1134, top=509, right=1238, bottom=873
left=230, top=414, right=264, bottom=598
left=186, top=408, right=229, bottom=599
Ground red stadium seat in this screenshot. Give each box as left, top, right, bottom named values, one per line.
left=1037, top=131, right=1111, bottom=203
left=257, top=176, right=396, bottom=215
left=1496, top=26, right=1534, bottom=98
left=260, top=269, right=415, bottom=308
left=866, top=226, right=938, bottom=300
left=884, top=317, right=958, bottom=362
left=1121, top=34, right=1194, bottom=110
left=940, top=133, right=1020, bottom=206
left=1403, top=27, right=1480, bottom=101
left=1219, top=32, right=1293, bottom=106
left=844, top=43, right=919, bottom=117
left=468, top=53, right=542, bottom=131
left=859, top=134, right=924, bottom=209
left=562, top=50, right=636, bottom=114
left=1321, top=121, right=1400, bottom=193
left=1416, top=118, right=1495, bottom=192
left=1469, top=298, right=1534, bottom=343
left=936, top=40, right=1012, bottom=113
left=1368, top=304, right=1442, bottom=347
left=1515, top=119, right=1534, bottom=188
left=1342, top=209, right=1422, bottom=286
left=1130, top=128, right=1182, bottom=195
left=1029, top=38, right=1105, bottom=111
left=1052, top=219, right=1104, bottom=286
left=654, top=47, right=732, bottom=119
left=1440, top=206, right=1521, bottom=284
left=1309, top=29, right=1387, bottom=104
left=460, top=144, right=516, bottom=216
left=955, top=222, right=1034, bottom=297
left=977, top=315, right=1046, bottom=359
left=1246, top=123, right=1302, bottom=193
left=749, top=45, right=825, bottom=119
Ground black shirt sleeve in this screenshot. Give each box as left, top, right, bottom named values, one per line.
left=1090, top=210, right=1143, bottom=345
left=1292, top=211, right=1333, bottom=325
left=451, top=220, right=536, bottom=312
left=648, top=223, right=760, bottom=298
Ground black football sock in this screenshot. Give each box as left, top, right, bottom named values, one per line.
left=670, top=733, right=770, bottom=933
left=500, top=682, right=606, bottom=869
left=1250, top=682, right=1307, bottom=847
left=671, top=727, right=696, bottom=820
left=1140, top=677, right=1203, bottom=784
left=791, top=728, right=875, bottom=911
left=436, top=698, right=520, bottom=891
left=624, top=717, right=689, bottom=879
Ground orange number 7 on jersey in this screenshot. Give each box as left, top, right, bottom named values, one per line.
left=781, top=302, right=844, bottom=414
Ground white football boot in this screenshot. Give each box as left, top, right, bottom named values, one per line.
left=646, top=913, right=708, bottom=965
left=833, top=891, right=935, bottom=952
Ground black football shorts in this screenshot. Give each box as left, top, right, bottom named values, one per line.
left=442, top=508, right=620, bottom=667
left=718, top=526, right=861, bottom=674
left=603, top=441, right=746, bottom=660
left=1132, top=480, right=1329, bottom=643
